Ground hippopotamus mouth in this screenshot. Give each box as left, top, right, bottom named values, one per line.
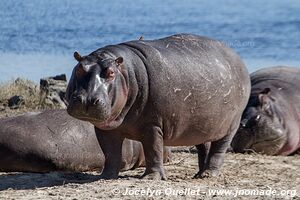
left=67, top=102, right=124, bottom=130
left=232, top=136, right=280, bottom=154
left=67, top=97, right=110, bottom=121
left=86, top=115, right=124, bottom=130
left=67, top=97, right=126, bottom=130
left=248, top=133, right=287, bottom=155
left=249, top=140, right=275, bottom=153
left=232, top=121, right=286, bottom=153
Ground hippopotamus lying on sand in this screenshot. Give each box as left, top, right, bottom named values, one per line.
left=0, top=109, right=171, bottom=172
left=232, top=66, right=300, bottom=155
left=66, top=33, right=250, bottom=180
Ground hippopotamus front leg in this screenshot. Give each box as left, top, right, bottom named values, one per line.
left=140, top=126, right=166, bottom=180
left=194, top=118, right=239, bottom=178
left=95, top=128, right=124, bottom=179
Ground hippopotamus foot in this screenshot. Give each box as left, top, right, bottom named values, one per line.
left=140, top=126, right=166, bottom=180
left=141, top=170, right=167, bottom=180
left=99, top=171, right=119, bottom=179
left=193, top=169, right=219, bottom=179
left=95, top=129, right=124, bottom=180
left=194, top=121, right=238, bottom=179
left=193, top=142, right=220, bottom=179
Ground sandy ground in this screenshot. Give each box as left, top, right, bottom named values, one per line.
left=0, top=82, right=299, bottom=199
left=0, top=150, right=299, bottom=200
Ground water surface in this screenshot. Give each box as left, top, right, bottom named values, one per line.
left=0, top=0, right=299, bottom=81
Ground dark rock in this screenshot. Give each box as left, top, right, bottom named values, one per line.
left=52, top=74, right=67, bottom=81
left=8, top=95, right=24, bottom=109
left=40, top=74, right=67, bottom=108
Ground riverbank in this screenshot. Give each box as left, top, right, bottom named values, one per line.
left=0, top=151, right=299, bottom=199
left=0, top=79, right=299, bottom=199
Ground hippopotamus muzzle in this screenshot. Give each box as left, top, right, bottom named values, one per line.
left=67, top=91, right=112, bottom=123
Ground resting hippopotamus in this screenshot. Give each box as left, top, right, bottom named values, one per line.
left=0, top=109, right=171, bottom=172
left=66, top=33, right=250, bottom=180
left=232, top=66, right=300, bottom=155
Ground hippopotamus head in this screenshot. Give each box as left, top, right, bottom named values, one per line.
left=66, top=51, right=128, bottom=130
left=232, top=88, right=286, bottom=155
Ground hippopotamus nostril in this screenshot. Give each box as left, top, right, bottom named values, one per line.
left=73, top=95, right=85, bottom=104
left=75, top=96, right=80, bottom=102
left=92, top=98, right=101, bottom=105
left=240, top=119, right=248, bottom=128
left=90, top=98, right=105, bottom=106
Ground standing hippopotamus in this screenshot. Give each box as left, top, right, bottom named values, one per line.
left=232, top=66, right=300, bottom=155
left=66, top=33, right=250, bottom=180
left=0, top=109, right=171, bottom=172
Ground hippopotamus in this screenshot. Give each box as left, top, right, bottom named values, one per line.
left=66, top=33, right=250, bottom=180
left=0, top=109, right=171, bottom=172
left=232, top=66, right=300, bottom=155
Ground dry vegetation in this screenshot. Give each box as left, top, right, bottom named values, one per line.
left=0, top=77, right=64, bottom=118
left=0, top=79, right=299, bottom=199
left=0, top=78, right=41, bottom=118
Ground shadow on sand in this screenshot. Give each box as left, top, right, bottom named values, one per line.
left=0, top=172, right=100, bottom=190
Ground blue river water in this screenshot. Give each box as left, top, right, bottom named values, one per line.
left=0, top=0, right=299, bottom=82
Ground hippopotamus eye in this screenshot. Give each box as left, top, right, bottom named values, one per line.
left=75, top=64, right=87, bottom=78
left=105, top=67, right=115, bottom=81
left=255, top=115, right=261, bottom=121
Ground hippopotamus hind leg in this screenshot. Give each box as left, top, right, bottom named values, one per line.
left=194, top=142, right=211, bottom=178
left=194, top=117, right=240, bottom=178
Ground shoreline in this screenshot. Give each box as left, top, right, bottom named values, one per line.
left=0, top=53, right=300, bottom=82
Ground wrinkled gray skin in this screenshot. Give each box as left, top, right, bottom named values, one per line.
left=232, top=66, right=300, bottom=155
left=67, top=34, right=250, bottom=180
left=0, top=110, right=171, bottom=172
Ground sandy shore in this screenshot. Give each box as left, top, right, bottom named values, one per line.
left=0, top=151, right=299, bottom=199
left=0, top=80, right=299, bottom=199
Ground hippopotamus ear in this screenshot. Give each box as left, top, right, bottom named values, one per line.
left=74, top=51, right=83, bottom=62
left=258, top=88, right=271, bottom=102
left=138, top=35, right=144, bottom=40
left=260, top=88, right=271, bottom=95
left=258, top=88, right=274, bottom=114
left=115, top=57, right=123, bottom=66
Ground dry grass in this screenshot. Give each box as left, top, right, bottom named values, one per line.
left=0, top=78, right=41, bottom=118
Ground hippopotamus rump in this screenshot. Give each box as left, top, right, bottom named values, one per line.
left=232, top=66, right=300, bottom=155
left=0, top=109, right=171, bottom=172
left=66, top=33, right=250, bottom=179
